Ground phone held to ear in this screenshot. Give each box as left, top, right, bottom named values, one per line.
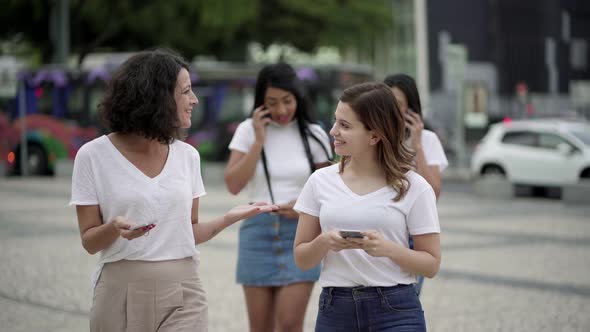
left=339, top=230, right=364, bottom=239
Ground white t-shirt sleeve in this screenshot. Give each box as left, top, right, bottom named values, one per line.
left=422, top=130, right=449, bottom=172
left=406, top=187, right=440, bottom=235
left=69, top=146, right=98, bottom=206
left=293, top=173, right=320, bottom=217
left=191, top=148, right=206, bottom=198
left=228, top=119, right=255, bottom=153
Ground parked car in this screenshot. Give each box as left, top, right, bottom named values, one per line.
left=471, top=118, right=590, bottom=186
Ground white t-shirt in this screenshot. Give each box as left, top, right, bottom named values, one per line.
left=411, top=130, right=448, bottom=172
left=293, top=164, right=440, bottom=287
left=69, top=135, right=206, bottom=288
left=228, top=119, right=331, bottom=204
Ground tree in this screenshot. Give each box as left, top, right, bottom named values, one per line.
left=0, top=0, right=393, bottom=65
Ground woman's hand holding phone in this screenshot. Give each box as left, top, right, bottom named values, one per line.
left=252, top=105, right=272, bottom=144
left=321, top=230, right=364, bottom=252
left=404, top=109, right=424, bottom=149
left=112, top=216, right=155, bottom=240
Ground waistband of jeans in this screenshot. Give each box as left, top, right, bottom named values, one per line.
left=322, top=284, right=413, bottom=299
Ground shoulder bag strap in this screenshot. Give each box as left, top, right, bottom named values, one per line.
left=260, top=149, right=275, bottom=204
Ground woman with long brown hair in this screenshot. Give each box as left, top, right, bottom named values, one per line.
left=293, top=82, right=441, bottom=331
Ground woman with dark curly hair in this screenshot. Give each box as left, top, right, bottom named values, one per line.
left=294, top=82, right=441, bottom=331
left=69, top=49, right=277, bottom=332
left=224, top=63, right=332, bottom=331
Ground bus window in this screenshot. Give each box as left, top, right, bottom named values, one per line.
left=219, top=85, right=252, bottom=123
left=35, top=83, right=54, bottom=116
left=67, top=83, right=86, bottom=124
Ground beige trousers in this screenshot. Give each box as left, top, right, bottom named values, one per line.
left=90, top=258, right=208, bottom=332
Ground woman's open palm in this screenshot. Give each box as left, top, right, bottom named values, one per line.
left=225, top=202, right=279, bottom=224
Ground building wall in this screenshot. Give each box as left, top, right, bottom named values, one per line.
left=428, top=0, right=590, bottom=95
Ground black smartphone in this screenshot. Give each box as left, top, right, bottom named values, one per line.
left=339, top=230, right=364, bottom=239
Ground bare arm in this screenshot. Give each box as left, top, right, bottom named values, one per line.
left=293, top=212, right=362, bottom=270
left=359, top=231, right=441, bottom=278
left=388, top=233, right=441, bottom=278
left=192, top=198, right=278, bottom=244
left=224, top=145, right=263, bottom=195
left=224, top=107, right=271, bottom=195
left=191, top=197, right=229, bottom=244
left=75, top=205, right=151, bottom=255
left=405, top=111, right=442, bottom=199
left=414, top=149, right=442, bottom=199
left=193, top=215, right=234, bottom=244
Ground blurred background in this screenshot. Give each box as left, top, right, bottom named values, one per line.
left=1, top=0, right=589, bottom=176
left=0, top=1, right=589, bottom=331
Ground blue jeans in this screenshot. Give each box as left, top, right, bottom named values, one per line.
left=315, top=285, right=426, bottom=332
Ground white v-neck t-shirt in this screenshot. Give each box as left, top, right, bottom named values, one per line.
left=294, top=164, right=440, bottom=287
left=69, top=135, right=206, bottom=288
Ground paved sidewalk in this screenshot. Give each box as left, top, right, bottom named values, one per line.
left=0, top=175, right=589, bottom=331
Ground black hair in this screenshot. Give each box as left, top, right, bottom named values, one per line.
left=98, top=48, right=190, bottom=144
left=383, top=73, right=423, bottom=118
left=253, top=63, right=332, bottom=175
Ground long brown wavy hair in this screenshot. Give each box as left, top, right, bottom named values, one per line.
left=338, top=82, right=414, bottom=201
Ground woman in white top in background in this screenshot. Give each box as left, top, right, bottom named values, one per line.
left=70, top=49, right=277, bottom=332
left=293, top=82, right=441, bottom=331
left=384, top=73, right=448, bottom=199
left=224, top=63, right=332, bottom=332
left=384, top=73, right=448, bottom=296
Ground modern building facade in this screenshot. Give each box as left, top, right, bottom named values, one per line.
left=428, top=0, right=590, bottom=96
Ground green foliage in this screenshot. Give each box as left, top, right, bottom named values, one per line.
left=0, top=0, right=392, bottom=63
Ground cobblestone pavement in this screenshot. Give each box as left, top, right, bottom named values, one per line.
left=0, top=174, right=589, bottom=332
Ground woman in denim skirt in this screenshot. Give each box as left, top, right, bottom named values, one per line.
left=224, top=63, right=332, bottom=331
left=294, top=82, right=441, bottom=331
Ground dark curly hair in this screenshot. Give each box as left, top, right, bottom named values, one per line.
left=98, top=48, right=190, bottom=144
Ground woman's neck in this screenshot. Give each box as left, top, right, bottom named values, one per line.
left=346, top=153, right=383, bottom=178
left=109, top=132, right=164, bottom=153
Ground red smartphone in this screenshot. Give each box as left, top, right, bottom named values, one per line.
left=130, top=223, right=155, bottom=231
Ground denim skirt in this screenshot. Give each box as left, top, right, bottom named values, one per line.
left=236, top=212, right=320, bottom=286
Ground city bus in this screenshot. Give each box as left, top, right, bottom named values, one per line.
left=1, top=60, right=372, bottom=176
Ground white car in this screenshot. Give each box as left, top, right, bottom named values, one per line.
left=471, top=118, right=590, bottom=186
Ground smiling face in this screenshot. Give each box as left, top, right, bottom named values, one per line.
left=264, top=87, right=297, bottom=126
left=329, top=101, right=378, bottom=157
left=174, top=68, right=198, bottom=129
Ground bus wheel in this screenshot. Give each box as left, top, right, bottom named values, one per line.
left=27, top=144, right=48, bottom=175
left=15, top=143, right=48, bottom=176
